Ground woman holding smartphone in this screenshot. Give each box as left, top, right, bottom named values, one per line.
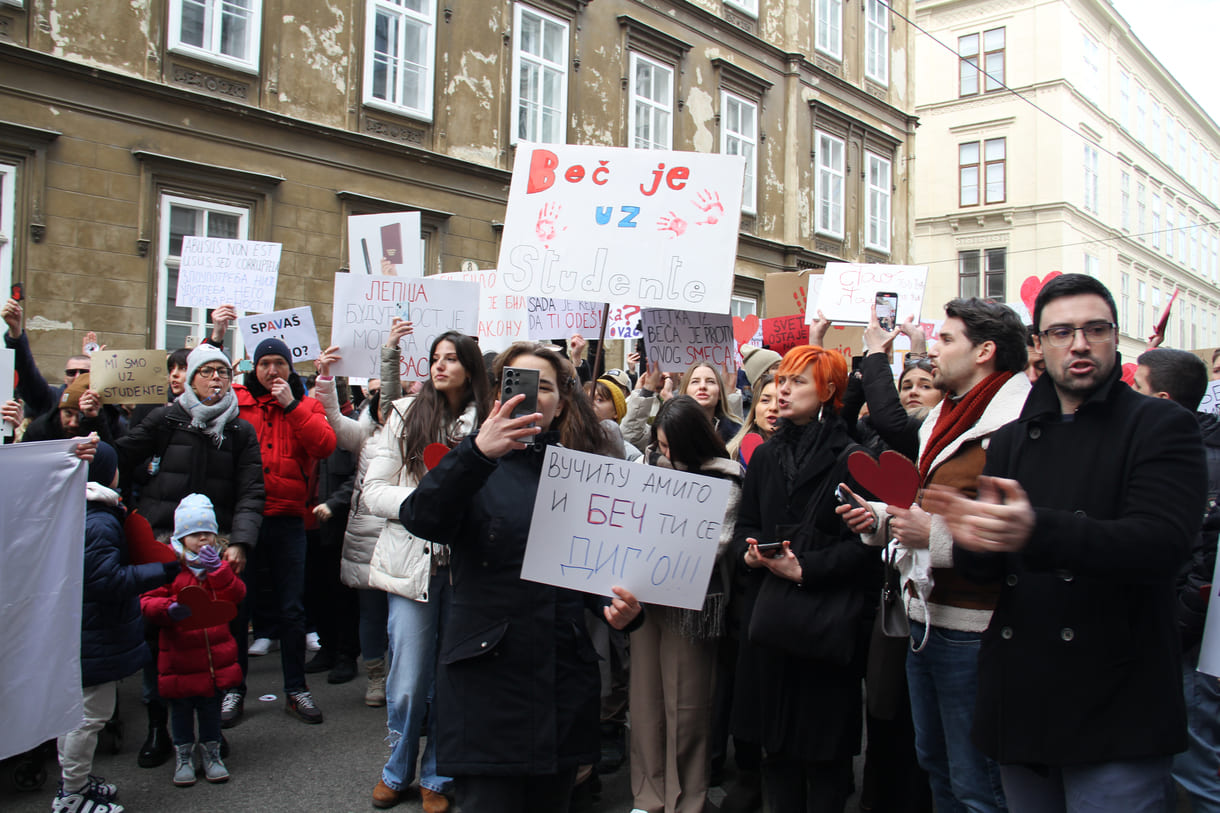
left=624, top=361, right=742, bottom=451
left=396, top=342, right=643, bottom=812
left=733, top=345, right=879, bottom=812
left=362, top=331, right=490, bottom=811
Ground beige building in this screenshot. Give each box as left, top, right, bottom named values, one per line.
left=0, top=0, right=916, bottom=364
left=914, top=0, right=1220, bottom=357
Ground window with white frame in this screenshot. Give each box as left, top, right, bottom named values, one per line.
left=865, top=152, right=891, bottom=253
left=1081, top=31, right=1100, bottom=101
left=865, top=0, right=889, bottom=86
left=724, top=0, right=758, bottom=17
left=1120, top=171, right=1130, bottom=232
left=1151, top=101, right=1161, bottom=157
left=1180, top=213, right=1190, bottom=265
left=816, top=130, right=845, bottom=238
left=364, top=0, right=436, bottom=120
left=1083, top=145, right=1099, bottom=214
left=1119, top=71, right=1130, bottom=130
left=1138, top=280, right=1147, bottom=337
left=168, top=0, right=261, bottom=72
left=1212, top=233, right=1219, bottom=284
left=1167, top=204, right=1176, bottom=257
left=1084, top=252, right=1099, bottom=277
left=1179, top=121, right=1188, bottom=175
left=959, top=28, right=1005, bottom=96
left=730, top=294, right=758, bottom=320
left=0, top=164, right=14, bottom=297
left=1167, top=120, right=1175, bottom=171
left=816, top=0, right=843, bottom=60
left=721, top=91, right=758, bottom=215
left=1192, top=140, right=1202, bottom=191
left=1120, top=272, right=1130, bottom=331
left=1135, top=86, right=1146, bottom=143
left=1191, top=219, right=1200, bottom=272
left=629, top=53, right=673, bottom=151
left=157, top=194, right=248, bottom=351
left=1150, top=192, right=1160, bottom=248
left=959, top=138, right=1005, bottom=206
left=512, top=4, right=568, bottom=145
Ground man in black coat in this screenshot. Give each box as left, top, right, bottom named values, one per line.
left=925, top=274, right=1206, bottom=812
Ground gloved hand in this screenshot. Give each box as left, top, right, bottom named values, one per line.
left=196, top=545, right=222, bottom=572
left=167, top=602, right=192, bottom=622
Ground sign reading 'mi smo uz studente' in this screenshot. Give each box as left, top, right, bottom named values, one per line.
left=520, top=447, right=732, bottom=610
left=497, top=144, right=744, bottom=314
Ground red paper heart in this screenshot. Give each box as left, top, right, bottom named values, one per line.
left=847, top=449, right=920, bottom=508
left=740, top=433, right=765, bottom=465
left=125, top=510, right=177, bottom=565
left=1019, top=272, right=1063, bottom=316
left=1120, top=362, right=1137, bottom=386
left=176, top=584, right=237, bottom=631
left=732, top=315, right=760, bottom=349
left=423, top=442, right=451, bottom=471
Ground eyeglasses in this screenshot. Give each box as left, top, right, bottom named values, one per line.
left=195, top=365, right=232, bottom=380
left=1038, top=321, right=1117, bottom=348
left=65, top=368, right=89, bottom=377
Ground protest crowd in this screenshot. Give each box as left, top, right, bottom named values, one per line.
left=4, top=268, right=1220, bottom=813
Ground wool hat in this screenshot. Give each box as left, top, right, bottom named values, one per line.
left=741, top=345, right=782, bottom=390
left=253, top=337, right=293, bottom=366
left=597, top=377, right=628, bottom=422
left=87, top=440, right=119, bottom=487
left=185, top=343, right=231, bottom=385
left=600, top=368, right=633, bottom=396
left=59, top=373, right=91, bottom=411
left=173, top=493, right=219, bottom=543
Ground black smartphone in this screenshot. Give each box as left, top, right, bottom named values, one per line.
left=875, top=291, right=898, bottom=332
left=836, top=483, right=869, bottom=514
left=500, top=366, right=540, bottom=445
left=851, top=354, right=864, bottom=373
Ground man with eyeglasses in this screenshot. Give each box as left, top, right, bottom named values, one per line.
left=924, top=273, right=1206, bottom=812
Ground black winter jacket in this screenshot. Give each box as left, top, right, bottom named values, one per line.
left=115, top=402, right=264, bottom=548
left=957, top=363, right=1206, bottom=765
left=1176, top=412, right=1220, bottom=651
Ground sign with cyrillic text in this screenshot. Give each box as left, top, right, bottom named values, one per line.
left=641, top=309, right=735, bottom=373
left=175, top=237, right=281, bottom=313
left=527, top=298, right=605, bottom=340
left=434, top=268, right=528, bottom=352
left=90, top=350, right=169, bottom=404
left=521, top=446, right=733, bottom=610
left=237, top=307, right=321, bottom=365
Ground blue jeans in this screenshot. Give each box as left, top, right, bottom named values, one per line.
left=1001, top=758, right=1173, bottom=813
left=906, top=622, right=1006, bottom=813
left=358, top=588, right=389, bottom=662
left=382, top=573, right=451, bottom=793
left=233, top=515, right=308, bottom=694
left=1173, top=649, right=1220, bottom=812
left=169, top=693, right=222, bottom=746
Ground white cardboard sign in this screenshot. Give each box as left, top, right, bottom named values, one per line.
left=528, top=298, right=605, bottom=340
left=175, top=237, right=281, bottom=313
left=347, top=212, right=423, bottom=276
left=0, top=348, right=13, bottom=438
left=329, top=273, right=479, bottom=380
left=1198, top=380, right=1220, bottom=415
left=237, top=307, right=322, bottom=364
left=641, top=309, right=735, bottom=373
left=812, top=263, right=929, bottom=325
left=497, top=144, right=744, bottom=313
left=521, top=447, right=732, bottom=610
left=1197, top=551, right=1220, bottom=678
left=434, top=269, right=529, bottom=352
left=606, top=304, right=644, bottom=340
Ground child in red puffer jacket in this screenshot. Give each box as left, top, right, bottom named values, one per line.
left=141, top=493, right=246, bottom=788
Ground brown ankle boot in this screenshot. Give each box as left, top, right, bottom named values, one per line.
left=372, top=779, right=401, bottom=809
left=421, top=787, right=451, bottom=813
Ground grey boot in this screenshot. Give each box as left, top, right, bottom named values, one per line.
left=200, top=741, right=229, bottom=783
left=364, top=657, right=387, bottom=707
left=172, top=743, right=196, bottom=787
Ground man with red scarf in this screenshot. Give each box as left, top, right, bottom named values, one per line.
left=842, top=297, right=1029, bottom=813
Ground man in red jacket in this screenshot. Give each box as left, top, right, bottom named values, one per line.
left=224, top=337, right=337, bottom=725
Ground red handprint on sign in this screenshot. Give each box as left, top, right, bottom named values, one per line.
left=692, top=189, right=725, bottom=225
left=536, top=203, right=566, bottom=246
left=793, top=286, right=808, bottom=315
left=657, top=212, right=688, bottom=238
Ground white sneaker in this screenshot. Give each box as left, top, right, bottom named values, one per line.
left=248, top=637, right=278, bottom=656
left=305, top=631, right=321, bottom=652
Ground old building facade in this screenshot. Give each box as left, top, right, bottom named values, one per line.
left=0, top=0, right=915, bottom=360
left=914, top=0, right=1220, bottom=357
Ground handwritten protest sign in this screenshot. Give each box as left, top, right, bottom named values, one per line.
left=762, top=315, right=810, bottom=358
left=0, top=348, right=13, bottom=438
left=498, top=144, right=744, bottom=313
left=435, top=269, right=528, bottom=352
left=1198, top=553, right=1220, bottom=677
left=237, top=307, right=321, bottom=365
left=91, top=350, right=168, bottom=404
left=528, top=298, right=604, bottom=339
left=641, top=309, right=735, bottom=373
left=606, top=304, right=643, bottom=340
left=813, top=263, right=929, bottom=325
left=175, top=237, right=281, bottom=313
left=521, top=447, right=732, bottom=609
left=330, top=273, right=479, bottom=380
left=348, top=212, right=423, bottom=276
left=1198, top=380, right=1220, bottom=415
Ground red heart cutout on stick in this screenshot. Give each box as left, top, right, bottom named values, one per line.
left=732, top=315, right=760, bottom=350
left=176, top=584, right=237, bottom=631
left=423, top=442, right=451, bottom=471
left=1120, top=362, right=1137, bottom=387
left=1019, top=272, right=1063, bottom=316
left=125, top=510, right=176, bottom=565
left=847, top=450, right=920, bottom=508
left=740, top=433, right=765, bottom=465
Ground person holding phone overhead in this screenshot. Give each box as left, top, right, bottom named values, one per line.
left=396, top=342, right=642, bottom=812
left=732, top=344, right=879, bottom=812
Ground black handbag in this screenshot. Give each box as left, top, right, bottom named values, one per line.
left=880, top=545, right=910, bottom=639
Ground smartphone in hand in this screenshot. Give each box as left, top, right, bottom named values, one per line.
left=500, top=366, right=540, bottom=444
left=875, top=291, right=898, bottom=332
left=836, top=484, right=869, bottom=514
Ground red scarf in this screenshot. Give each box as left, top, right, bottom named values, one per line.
left=918, top=371, right=1014, bottom=483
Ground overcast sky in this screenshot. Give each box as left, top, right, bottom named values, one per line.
left=1109, top=0, right=1220, bottom=129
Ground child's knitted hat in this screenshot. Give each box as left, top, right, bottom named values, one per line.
left=173, top=493, right=218, bottom=543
